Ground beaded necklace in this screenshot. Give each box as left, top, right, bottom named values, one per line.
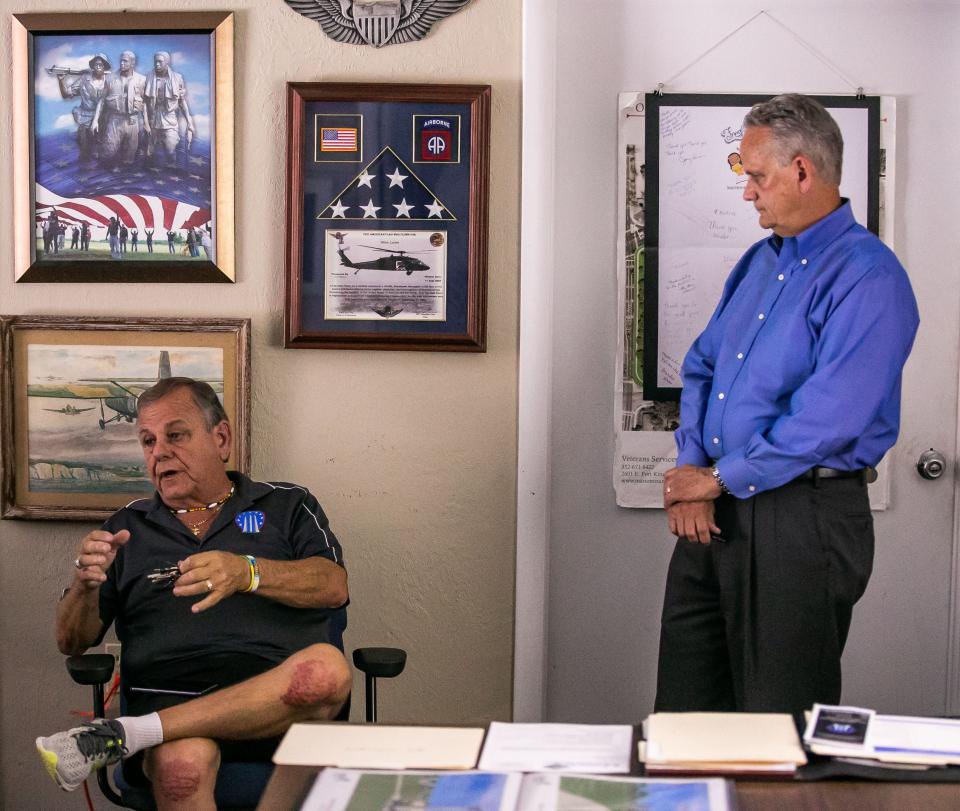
left=168, top=484, right=235, bottom=515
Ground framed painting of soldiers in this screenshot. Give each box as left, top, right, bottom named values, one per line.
left=0, top=315, right=251, bottom=521
left=12, top=12, right=235, bottom=283
left=284, top=83, right=490, bottom=351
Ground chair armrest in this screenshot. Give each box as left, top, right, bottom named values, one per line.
left=66, top=653, right=116, bottom=686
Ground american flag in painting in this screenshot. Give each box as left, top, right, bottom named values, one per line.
left=36, top=183, right=210, bottom=232
left=34, top=131, right=211, bottom=234
left=320, top=127, right=358, bottom=152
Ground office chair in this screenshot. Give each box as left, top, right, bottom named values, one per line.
left=66, top=646, right=406, bottom=810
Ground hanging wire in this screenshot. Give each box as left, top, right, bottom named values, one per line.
left=657, top=9, right=863, bottom=95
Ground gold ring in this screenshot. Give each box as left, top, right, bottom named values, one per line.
left=206, top=580, right=213, bottom=592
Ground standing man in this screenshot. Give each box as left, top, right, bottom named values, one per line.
left=145, top=229, right=154, bottom=253
left=145, top=51, right=194, bottom=167
left=95, top=51, right=149, bottom=166
left=657, top=94, right=919, bottom=715
left=107, top=217, right=121, bottom=259
left=53, top=53, right=109, bottom=163
left=81, top=222, right=92, bottom=252
left=166, top=229, right=176, bottom=253
left=36, top=378, right=350, bottom=808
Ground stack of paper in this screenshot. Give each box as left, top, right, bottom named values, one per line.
left=478, top=722, right=633, bottom=773
left=273, top=724, right=485, bottom=770
left=641, top=712, right=807, bottom=777
left=805, top=703, right=960, bottom=767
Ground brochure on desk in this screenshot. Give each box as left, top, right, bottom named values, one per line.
left=301, top=769, right=734, bottom=811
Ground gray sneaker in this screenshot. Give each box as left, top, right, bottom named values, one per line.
left=36, top=719, right=127, bottom=791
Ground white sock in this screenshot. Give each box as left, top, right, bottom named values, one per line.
left=114, top=712, right=164, bottom=756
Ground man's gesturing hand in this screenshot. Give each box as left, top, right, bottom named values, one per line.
left=667, top=500, right=721, bottom=544
left=663, top=464, right=722, bottom=507
left=73, top=530, right=130, bottom=589
left=174, top=551, right=250, bottom=613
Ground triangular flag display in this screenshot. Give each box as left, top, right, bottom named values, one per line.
left=318, top=146, right=456, bottom=221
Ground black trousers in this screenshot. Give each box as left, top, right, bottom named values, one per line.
left=654, top=475, right=874, bottom=715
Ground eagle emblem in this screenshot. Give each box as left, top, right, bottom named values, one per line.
left=285, top=0, right=473, bottom=48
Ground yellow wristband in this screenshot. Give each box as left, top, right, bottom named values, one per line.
left=243, top=554, right=261, bottom=593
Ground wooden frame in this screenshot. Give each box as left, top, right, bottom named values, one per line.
left=0, top=315, right=251, bottom=521
left=285, top=83, right=490, bottom=351
left=12, top=12, right=235, bottom=282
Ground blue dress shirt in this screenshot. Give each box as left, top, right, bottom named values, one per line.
left=675, top=201, right=919, bottom=498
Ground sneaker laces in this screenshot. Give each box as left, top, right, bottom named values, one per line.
left=74, top=721, right=127, bottom=763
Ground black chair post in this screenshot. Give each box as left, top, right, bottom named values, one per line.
left=66, top=654, right=125, bottom=806
left=351, top=648, right=406, bottom=723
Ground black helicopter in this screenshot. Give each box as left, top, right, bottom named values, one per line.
left=336, top=245, right=433, bottom=275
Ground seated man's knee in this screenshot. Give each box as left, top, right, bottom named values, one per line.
left=281, top=644, right=351, bottom=710
left=145, top=738, right=220, bottom=803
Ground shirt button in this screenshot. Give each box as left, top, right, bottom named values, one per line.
left=778, top=273, right=785, bottom=281
left=718, top=392, right=725, bottom=400
left=712, top=437, right=720, bottom=445
left=801, top=258, right=808, bottom=266
left=737, top=352, right=744, bottom=360
left=758, top=313, right=765, bottom=320
left=748, top=485, right=756, bottom=492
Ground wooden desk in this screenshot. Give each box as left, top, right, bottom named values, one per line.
left=258, top=765, right=960, bottom=811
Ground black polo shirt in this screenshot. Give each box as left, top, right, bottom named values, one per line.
left=98, top=472, right=346, bottom=684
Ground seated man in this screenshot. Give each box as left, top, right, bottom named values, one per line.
left=37, top=377, right=351, bottom=809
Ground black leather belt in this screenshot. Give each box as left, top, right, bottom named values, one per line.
left=799, top=466, right=876, bottom=484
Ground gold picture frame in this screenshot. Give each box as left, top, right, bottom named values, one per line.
left=0, top=315, right=251, bottom=521
left=12, top=12, right=235, bottom=282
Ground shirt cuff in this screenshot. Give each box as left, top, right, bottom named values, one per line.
left=714, top=450, right=761, bottom=499
left=676, top=445, right=711, bottom=468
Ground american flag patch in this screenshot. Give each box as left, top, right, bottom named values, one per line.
left=321, top=128, right=358, bottom=152
left=235, top=510, right=265, bottom=533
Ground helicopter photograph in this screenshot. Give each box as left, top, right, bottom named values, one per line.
left=323, top=229, right=448, bottom=322
left=328, top=229, right=440, bottom=275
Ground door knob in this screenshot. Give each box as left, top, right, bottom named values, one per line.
left=917, top=449, right=947, bottom=480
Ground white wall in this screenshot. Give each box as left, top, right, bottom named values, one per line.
left=519, top=0, right=960, bottom=722
left=0, top=1, right=521, bottom=806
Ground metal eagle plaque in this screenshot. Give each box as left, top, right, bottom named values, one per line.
left=285, top=0, right=473, bottom=48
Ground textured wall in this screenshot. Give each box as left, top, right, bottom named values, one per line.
left=0, top=1, right=520, bottom=806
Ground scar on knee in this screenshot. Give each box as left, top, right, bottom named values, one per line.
left=155, top=759, right=201, bottom=802
left=281, top=660, right=338, bottom=707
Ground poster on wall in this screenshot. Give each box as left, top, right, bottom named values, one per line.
left=12, top=12, right=235, bottom=283
left=613, top=92, right=896, bottom=508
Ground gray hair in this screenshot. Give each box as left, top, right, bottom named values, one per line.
left=743, top=94, right=843, bottom=185
left=137, top=377, right=228, bottom=430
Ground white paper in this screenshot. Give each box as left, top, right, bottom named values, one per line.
left=272, top=724, right=485, bottom=770
left=871, top=715, right=960, bottom=763
left=477, top=722, right=633, bottom=773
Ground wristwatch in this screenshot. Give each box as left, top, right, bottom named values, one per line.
left=711, top=465, right=730, bottom=495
